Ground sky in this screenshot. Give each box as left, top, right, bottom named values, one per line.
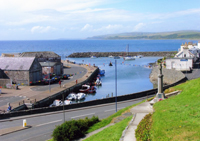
left=0, top=0, right=200, bottom=40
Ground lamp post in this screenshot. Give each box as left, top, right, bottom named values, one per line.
left=115, top=59, right=118, bottom=112
left=48, top=61, right=51, bottom=92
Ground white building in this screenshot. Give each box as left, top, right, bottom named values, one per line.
left=166, top=42, right=200, bottom=71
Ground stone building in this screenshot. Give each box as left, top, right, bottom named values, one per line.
left=0, top=57, right=42, bottom=86
left=20, top=51, right=63, bottom=75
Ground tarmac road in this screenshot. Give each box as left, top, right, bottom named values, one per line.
left=0, top=97, right=147, bottom=141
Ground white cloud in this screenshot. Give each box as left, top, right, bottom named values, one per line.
left=81, top=24, right=93, bottom=31
left=31, top=26, right=56, bottom=33
left=133, top=23, right=146, bottom=31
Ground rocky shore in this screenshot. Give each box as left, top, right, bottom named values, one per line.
left=67, top=51, right=177, bottom=58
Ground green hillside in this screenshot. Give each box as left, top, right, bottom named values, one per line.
left=87, top=30, right=200, bottom=40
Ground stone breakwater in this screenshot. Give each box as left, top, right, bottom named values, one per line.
left=67, top=51, right=177, bottom=58
left=149, top=65, right=186, bottom=86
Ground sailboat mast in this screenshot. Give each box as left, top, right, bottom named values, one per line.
left=126, top=44, right=129, bottom=56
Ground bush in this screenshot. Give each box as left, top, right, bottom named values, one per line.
left=135, top=113, right=152, bottom=141
left=52, top=116, right=99, bottom=141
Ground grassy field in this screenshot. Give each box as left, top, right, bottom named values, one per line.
left=84, top=115, right=133, bottom=141
left=151, top=78, right=200, bottom=140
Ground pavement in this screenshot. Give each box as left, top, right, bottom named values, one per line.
left=0, top=61, right=97, bottom=112
left=0, top=126, right=32, bottom=136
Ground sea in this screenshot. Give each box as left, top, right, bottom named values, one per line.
left=0, top=39, right=198, bottom=101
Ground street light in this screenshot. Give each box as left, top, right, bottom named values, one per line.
left=114, top=58, right=119, bottom=112
left=48, top=61, right=51, bottom=92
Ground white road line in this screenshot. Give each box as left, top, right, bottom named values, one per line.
left=104, top=107, right=125, bottom=112
left=36, top=119, right=62, bottom=127
left=71, top=113, right=95, bottom=119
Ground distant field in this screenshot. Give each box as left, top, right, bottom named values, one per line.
left=87, top=30, right=200, bottom=40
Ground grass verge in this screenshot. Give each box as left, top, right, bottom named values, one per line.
left=86, top=100, right=145, bottom=133
left=151, top=78, right=200, bottom=140
left=84, top=115, right=133, bottom=141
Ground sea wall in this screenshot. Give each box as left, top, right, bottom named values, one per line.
left=149, top=65, right=186, bottom=86
left=67, top=51, right=177, bottom=58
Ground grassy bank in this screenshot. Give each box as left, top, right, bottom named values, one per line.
left=84, top=116, right=132, bottom=141
left=151, top=78, right=200, bottom=140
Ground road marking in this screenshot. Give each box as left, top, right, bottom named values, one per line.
left=36, top=119, right=62, bottom=127
left=71, top=113, right=95, bottom=119
left=104, top=107, right=125, bottom=112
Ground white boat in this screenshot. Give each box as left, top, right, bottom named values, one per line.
left=95, top=78, right=102, bottom=86
left=124, top=56, right=135, bottom=60
left=134, top=55, right=143, bottom=58
left=108, top=55, right=113, bottom=58
left=66, top=93, right=77, bottom=100
left=76, top=93, right=86, bottom=100
left=91, top=56, right=97, bottom=58
left=79, top=84, right=90, bottom=93
left=63, top=100, right=72, bottom=105
left=49, top=100, right=63, bottom=107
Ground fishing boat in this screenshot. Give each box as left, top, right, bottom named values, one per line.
left=95, top=78, right=102, bottom=86
left=49, top=100, right=63, bottom=107
left=66, top=93, right=77, bottom=100
left=99, top=69, right=105, bottom=76
left=88, top=86, right=97, bottom=93
left=91, top=56, right=97, bottom=59
left=76, top=93, right=86, bottom=100
left=79, top=84, right=90, bottom=93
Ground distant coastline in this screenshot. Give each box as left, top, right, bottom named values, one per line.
left=87, top=30, right=200, bottom=40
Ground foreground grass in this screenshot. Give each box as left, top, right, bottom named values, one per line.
left=84, top=115, right=132, bottom=141
left=151, top=78, right=200, bottom=140
left=86, top=100, right=145, bottom=133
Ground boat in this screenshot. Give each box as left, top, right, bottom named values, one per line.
left=76, top=93, right=86, bottom=100
left=114, top=56, right=120, bottom=59
left=91, top=56, right=97, bottom=59
left=66, top=93, right=77, bottom=100
left=95, top=78, right=102, bottom=86
left=123, top=44, right=135, bottom=61
left=79, top=84, right=90, bottom=93
left=109, top=61, right=113, bottom=66
left=99, top=69, right=105, bottom=76
left=124, top=56, right=135, bottom=60
left=108, top=55, right=113, bottom=58
left=63, top=100, right=72, bottom=105
left=88, top=86, right=97, bottom=93
left=49, top=100, right=63, bottom=107
left=134, top=55, right=143, bottom=58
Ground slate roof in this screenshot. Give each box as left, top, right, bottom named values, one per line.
left=20, top=51, right=60, bottom=58
left=0, top=57, right=35, bottom=71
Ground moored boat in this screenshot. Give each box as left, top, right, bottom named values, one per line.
left=66, top=93, right=77, bottom=100
left=99, top=69, right=105, bottom=76
left=79, top=84, right=90, bottom=93
left=49, top=100, right=63, bottom=107
left=87, top=86, right=97, bottom=93
left=124, top=56, right=135, bottom=60
left=76, top=93, right=86, bottom=100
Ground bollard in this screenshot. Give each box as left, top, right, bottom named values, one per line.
left=23, top=119, right=27, bottom=127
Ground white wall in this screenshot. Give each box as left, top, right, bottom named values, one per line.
left=166, top=58, right=193, bottom=71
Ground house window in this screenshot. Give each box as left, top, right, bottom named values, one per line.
left=184, top=54, right=186, bottom=57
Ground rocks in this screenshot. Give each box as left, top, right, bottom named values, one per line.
left=67, top=51, right=177, bottom=58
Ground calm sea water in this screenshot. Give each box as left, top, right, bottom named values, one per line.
left=0, top=40, right=198, bottom=101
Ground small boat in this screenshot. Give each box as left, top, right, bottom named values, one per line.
left=63, top=100, right=72, bottom=105
left=108, top=55, right=113, bottom=58
left=79, top=84, right=90, bottom=93
left=95, top=78, right=102, bottom=86
left=109, top=61, right=113, bottom=66
left=76, top=93, right=86, bottom=100
left=99, top=69, right=105, bottom=76
left=88, top=86, right=97, bottom=93
left=66, top=93, right=77, bottom=100
left=124, top=56, right=135, bottom=61
left=114, top=56, right=120, bottom=59
left=49, top=100, right=63, bottom=107
left=91, top=56, right=97, bottom=59
left=134, top=55, right=143, bottom=58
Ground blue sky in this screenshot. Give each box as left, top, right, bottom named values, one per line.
left=0, top=0, right=200, bottom=40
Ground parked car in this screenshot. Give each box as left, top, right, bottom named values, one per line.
left=51, top=76, right=60, bottom=82
left=44, top=79, right=53, bottom=85
left=61, top=74, right=69, bottom=80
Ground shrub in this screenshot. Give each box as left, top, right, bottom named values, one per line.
left=52, top=116, right=99, bottom=141
left=135, top=113, right=152, bottom=141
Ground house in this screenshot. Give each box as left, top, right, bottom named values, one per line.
left=20, top=51, right=63, bottom=75
left=166, top=42, right=200, bottom=71
left=0, top=57, right=42, bottom=86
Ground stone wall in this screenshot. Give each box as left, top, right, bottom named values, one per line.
left=67, top=51, right=177, bottom=58
left=149, top=65, right=186, bottom=86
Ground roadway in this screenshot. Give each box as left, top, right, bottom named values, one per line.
left=0, top=97, right=147, bottom=141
